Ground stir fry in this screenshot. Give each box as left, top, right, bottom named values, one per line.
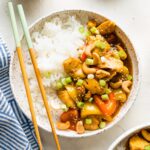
left=55, top=19, right=133, bottom=134
left=127, top=129, right=150, bottom=150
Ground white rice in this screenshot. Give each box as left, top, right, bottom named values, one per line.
left=26, top=16, right=86, bottom=124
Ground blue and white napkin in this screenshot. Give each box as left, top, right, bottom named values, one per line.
left=0, top=36, right=39, bottom=150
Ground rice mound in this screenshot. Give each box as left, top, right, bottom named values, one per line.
left=26, top=16, right=86, bottom=128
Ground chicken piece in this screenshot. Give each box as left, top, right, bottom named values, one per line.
left=84, top=116, right=100, bottom=130
left=76, top=86, right=86, bottom=98
left=105, top=34, right=117, bottom=44
left=65, top=85, right=78, bottom=102
left=129, top=135, right=150, bottom=150
left=84, top=91, right=92, bottom=101
left=97, top=20, right=116, bottom=35
left=57, top=90, right=75, bottom=108
left=95, top=69, right=110, bottom=79
left=83, top=79, right=105, bottom=94
left=114, top=89, right=127, bottom=102
left=142, top=129, right=150, bottom=142
left=63, top=57, right=86, bottom=79
left=100, top=56, right=124, bottom=72
left=60, top=109, right=78, bottom=123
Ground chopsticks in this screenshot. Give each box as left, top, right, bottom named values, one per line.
left=17, top=5, right=61, bottom=150
left=8, top=2, right=42, bottom=150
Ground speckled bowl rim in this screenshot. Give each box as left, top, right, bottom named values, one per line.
left=9, top=9, right=141, bottom=138
left=108, top=123, right=150, bottom=150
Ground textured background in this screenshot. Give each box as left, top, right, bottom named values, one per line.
left=0, top=0, right=149, bottom=149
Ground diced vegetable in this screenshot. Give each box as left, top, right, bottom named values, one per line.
left=95, top=41, right=106, bottom=50
left=84, top=31, right=91, bottom=37
left=99, top=121, right=106, bottom=129
left=85, top=118, right=92, bottom=125
left=94, top=93, right=117, bottom=116
left=61, top=104, right=69, bottom=112
left=65, top=77, right=72, bottom=84
left=99, top=79, right=106, bottom=87
left=56, top=81, right=63, bottom=90
left=85, top=58, right=94, bottom=65
left=81, top=52, right=87, bottom=62
left=76, top=79, right=84, bottom=86
left=65, top=85, right=78, bottom=102
left=61, top=78, right=67, bottom=86
left=81, top=102, right=102, bottom=118
left=105, top=88, right=112, bottom=94
left=90, top=27, right=99, bottom=34
left=57, top=90, right=75, bottom=107
left=101, top=94, right=109, bottom=100
left=79, top=26, right=85, bottom=33
left=127, top=74, right=133, bottom=81
left=118, top=50, right=127, bottom=60
left=77, top=101, right=84, bottom=108
left=42, top=71, right=51, bottom=78
left=145, top=145, right=150, bottom=150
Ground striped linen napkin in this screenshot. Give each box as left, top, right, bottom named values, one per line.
left=0, top=36, right=39, bottom=150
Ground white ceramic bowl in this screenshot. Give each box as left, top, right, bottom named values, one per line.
left=108, top=123, right=150, bottom=150
left=10, top=10, right=140, bottom=138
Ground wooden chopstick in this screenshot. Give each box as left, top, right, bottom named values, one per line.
left=8, top=2, right=43, bottom=150
left=17, top=4, right=61, bottom=150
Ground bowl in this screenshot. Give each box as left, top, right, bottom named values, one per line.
left=10, top=10, right=140, bottom=138
left=108, top=123, right=150, bottom=150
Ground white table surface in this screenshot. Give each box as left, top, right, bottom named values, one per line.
left=0, top=0, right=149, bottom=149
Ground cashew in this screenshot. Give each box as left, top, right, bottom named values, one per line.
left=85, top=42, right=95, bottom=57
left=76, top=121, right=85, bottom=134
left=82, top=62, right=97, bottom=74
left=122, top=80, right=132, bottom=93
left=56, top=121, right=70, bottom=130
left=110, top=80, right=122, bottom=89
left=93, top=52, right=101, bottom=65
left=95, top=69, right=110, bottom=79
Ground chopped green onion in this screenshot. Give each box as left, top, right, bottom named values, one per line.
left=88, top=97, right=93, bottom=102
left=85, top=58, right=94, bottom=65
left=127, top=74, right=133, bottom=81
left=61, top=78, right=67, bottom=86
left=43, top=71, right=51, bottom=78
left=95, top=41, right=106, bottom=50
left=118, top=50, right=127, bottom=60
left=99, top=80, right=106, bottom=87
left=79, top=26, right=85, bottom=33
left=90, top=27, right=99, bottom=34
left=99, top=121, right=106, bottom=129
left=105, top=88, right=111, bottom=94
left=85, top=118, right=92, bottom=125
left=84, top=31, right=91, bottom=37
left=144, top=145, right=150, bottom=150
left=101, top=94, right=109, bottom=100
left=65, top=77, right=72, bottom=84
left=76, top=79, right=84, bottom=86
left=56, top=81, right=63, bottom=90
left=77, top=101, right=84, bottom=108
